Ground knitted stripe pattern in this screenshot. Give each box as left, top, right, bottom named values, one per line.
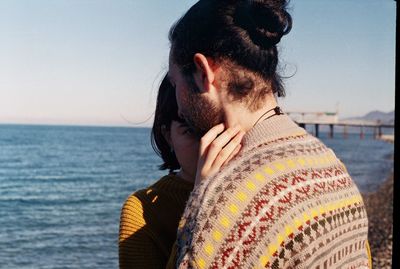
left=119, top=174, right=194, bottom=268
left=176, top=115, right=370, bottom=269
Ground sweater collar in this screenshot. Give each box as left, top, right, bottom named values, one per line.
left=241, top=114, right=306, bottom=150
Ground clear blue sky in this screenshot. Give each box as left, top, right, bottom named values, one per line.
left=0, top=0, right=396, bottom=126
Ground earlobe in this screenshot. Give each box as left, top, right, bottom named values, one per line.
left=193, top=53, right=215, bottom=92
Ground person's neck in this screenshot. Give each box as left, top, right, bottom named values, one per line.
left=177, top=169, right=195, bottom=184
left=222, top=97, right=279, bottom=132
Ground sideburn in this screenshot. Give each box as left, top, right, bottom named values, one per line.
left=181, top=75, right=223, bottom=138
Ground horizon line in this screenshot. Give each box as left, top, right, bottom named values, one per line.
left=0, top=122, right=151, bottom=128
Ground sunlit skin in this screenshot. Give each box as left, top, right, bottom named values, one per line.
left=168, top=53, right=279, bottom=133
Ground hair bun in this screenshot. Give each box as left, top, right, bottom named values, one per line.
left=234, top=0, right=292, bottom=48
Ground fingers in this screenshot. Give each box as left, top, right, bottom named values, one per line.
left=200, top=125, right=241, bottom=172
left=198, top=123, right=225, bottom=156
left=222, top=142, right=242, bottom=167
left=212, top=130, right=244, bottom=169
left=195, top=124, right=246, bottom=186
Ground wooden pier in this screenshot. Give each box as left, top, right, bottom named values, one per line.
left=287, top=111, right=395, bottom=140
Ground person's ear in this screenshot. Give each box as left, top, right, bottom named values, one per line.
left=193, top=53, right=216, bottom=93
left=161, top=125, right=173, bottom=149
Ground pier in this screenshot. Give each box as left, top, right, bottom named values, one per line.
left=287, top=111, right=395, bottom=140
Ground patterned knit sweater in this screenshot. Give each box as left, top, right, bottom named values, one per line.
left=175, top=115, right=371, bottom=269
left=119, top=174, right=194, bottom=269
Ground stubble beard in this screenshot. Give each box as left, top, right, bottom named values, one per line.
left=181, top=84, right=223, bottom=138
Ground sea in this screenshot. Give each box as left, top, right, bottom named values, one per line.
left=0, top=124, right=394, bottom=269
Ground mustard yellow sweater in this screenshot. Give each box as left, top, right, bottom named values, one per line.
left=119, top=174, right=194, bottom=269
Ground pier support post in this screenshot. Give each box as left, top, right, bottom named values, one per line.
left=343, top=125, right=348, bottom=139
left=315, top=124, right=319, bottom=138
left=378, top=126, right=382, bottom=138
left=329, top=124, right=334, bottom=138
left=360, top=126, right=364, bottom=139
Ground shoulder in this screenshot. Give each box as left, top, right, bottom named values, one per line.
left=119, top=191, right=150, bottom=244
left=150, top=173, right=194, bottom=192
left=120, top=191, right=147, bottom=228
left=119, top=177, right=164, bottom=222
left=121, top=174, right=189, bottom=216
left=119, top=181, right=164, bottom=242
left=122, top=191, right=145, bottom=211
left=139, top=174, right=194, bottom=206
left=120, top=181, right=160, bottom=217
left=122, top=175, right=170, bottom=203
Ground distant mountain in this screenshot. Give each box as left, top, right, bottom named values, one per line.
left=362, top=110, right=394, bottom=123
left=343, top=110, right=394, bottom=124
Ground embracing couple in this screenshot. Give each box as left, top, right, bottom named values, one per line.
left=119, top=1, right=371, bottom=268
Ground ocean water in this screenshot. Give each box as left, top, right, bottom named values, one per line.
left=0, top=124, right=394, bottom=269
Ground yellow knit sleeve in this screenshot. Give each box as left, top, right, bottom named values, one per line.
left=119, top=194, right=165, bottom=269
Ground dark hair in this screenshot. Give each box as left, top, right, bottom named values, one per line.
left=151, top=74, right=182, bottom=172
left=169, top=0, right=292, bottom=109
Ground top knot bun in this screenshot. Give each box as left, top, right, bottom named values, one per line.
left=169, top=0, right=293, bottom=98
left=234, top=0, right=292, bottom=48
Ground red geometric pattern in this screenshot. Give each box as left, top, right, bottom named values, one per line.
left=175, top=129, right=369, bottom=269
left=197, top=139, right=334, bottom=225
left=211, top=165, right=355, bottom=268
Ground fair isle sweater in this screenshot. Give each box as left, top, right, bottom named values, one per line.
left=175, top=114, right=371, bottom=269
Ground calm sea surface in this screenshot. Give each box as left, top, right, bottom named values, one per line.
left=0, top=124, right=394, bottom=269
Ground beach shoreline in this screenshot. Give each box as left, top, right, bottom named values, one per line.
left=361, top=172, right=393, bottom=269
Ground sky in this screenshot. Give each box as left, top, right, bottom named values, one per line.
left=0, top=0, right=396, bottom=127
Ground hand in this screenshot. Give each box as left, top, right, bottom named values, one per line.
left=195, top=124, right=245, bottom=186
